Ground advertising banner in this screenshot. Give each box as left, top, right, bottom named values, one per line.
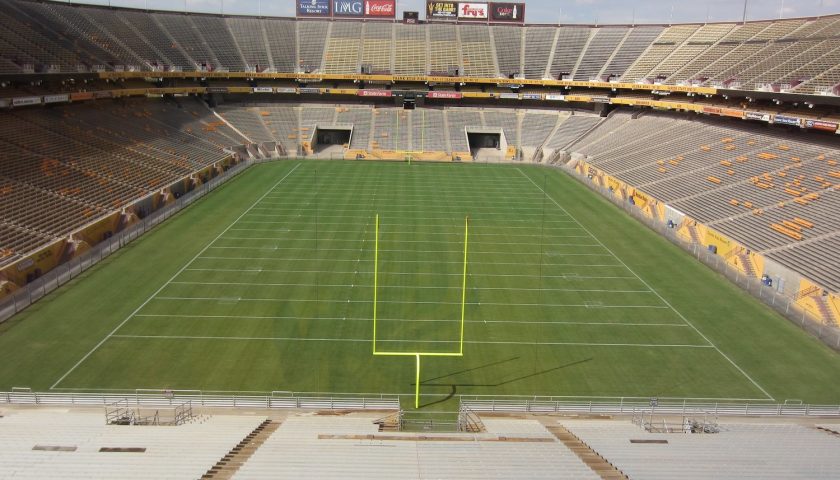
left=720, top=108, right=745, bottom=119
left=358, top=89, right=392, bottom=97
left=275, top=87, right=298, bottom=94
left=745, top=111, right=772, bottom=123
left=545, top=94, right=566, bottom=101
left=206, top=87, right=229, bottom=94
left=458, top=2, right=489, bottom=19
left=403, top=11, right=419, bottom=23
left=365, top=0, right=395, bottom=17
left=702, top=106, right=721, bottom=115
left=299, top=87, right=322, bottom=94
left=70, top=92, right=94, bottom=101
left=253, top=87, right=274, bottom=93
left=773, top=115, right=801, bottom=127
left=591, top=96, right=610, bottom=103
left=93, top=90, right=112, bottom=99
left=427, top=1, right=458, bottom=19
left=500, top=92, right=520, bottom=99
left=297, top=0, right=330, bottom=16
left=333, top=0, right=363, bottom=16
left=12, top=96, right=41, bottom=107
left=490, top=2, right=524, bottom=23
left=803, top=119, right=838, bottom=132
left=427, top=91, right=463, bottom=99
left=43, top=94, right=70, bottom=104
left=522, top=93, right=543, bottom=100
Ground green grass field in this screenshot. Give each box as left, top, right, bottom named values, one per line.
left=1, top=160, right=840, bottom=409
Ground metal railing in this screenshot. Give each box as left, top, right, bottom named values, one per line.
left=460, top=398, right=840, bottom=417
left=0, top=390, right=401, bottom=411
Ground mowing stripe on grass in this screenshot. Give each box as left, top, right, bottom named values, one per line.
left=516, top=168, right=775, bottom=401
left=50, top=162, right=303, bottom=390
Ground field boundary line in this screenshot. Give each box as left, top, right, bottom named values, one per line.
left=49, top=162, right=302, bottom=390
left=516, top=168, right=775, bottom=401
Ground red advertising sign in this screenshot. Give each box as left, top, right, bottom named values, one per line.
left=365, top=0, right=395, bottom=17
left=804, top=119, right=839, bottom=132
left=458, top=2, right=488, bottom=19
left=427, top=91, right=463, bottom=99
left=490, top=2, right=524, bottom=23
left=358, top=89, right=392, bottom=97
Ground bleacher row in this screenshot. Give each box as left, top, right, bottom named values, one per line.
left=568, top=109, right=840, bottom=292
left=0, top=97, right=242, bottom=266
left=2, top=0, right=840, bottom=94
left=215, top=103, right=601, bottom=158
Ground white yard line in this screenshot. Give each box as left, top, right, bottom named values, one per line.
left=50, top=163, right=303, bottom=389
left=152, top=296, right=669, bottom=308
left=197, top=256, right=618, bottom=264
left=168, top=281, right=651, bottom=294
left=206, top=246, right=600, bottom=254
left=110, top=334, right=712, bottom=348
left=134, top=313, right=686, bottom=327
left=516, top=168, right=775, bottom=401
left=184, top=268, right=634, bottom=280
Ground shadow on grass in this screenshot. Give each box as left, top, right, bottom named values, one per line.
left=416, top=357, right=593, bottom=408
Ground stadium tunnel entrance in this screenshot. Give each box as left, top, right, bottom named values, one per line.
left=466, top=127, right=507, bottom=162
left=312, top=125, right=353, bottom=157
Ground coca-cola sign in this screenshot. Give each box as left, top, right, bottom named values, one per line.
left=490, top=2, right=524, bottom=22
left=458, top=2, right=488, bottom=19
left=365, top=0, right=395, bottom=17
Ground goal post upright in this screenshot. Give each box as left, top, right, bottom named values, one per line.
left=372, top=213, right=470, bottom=409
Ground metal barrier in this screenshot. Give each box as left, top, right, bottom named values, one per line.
left=0, top=390, right=401, bottom=411
left=0, top=159, right=255, bottom=325
left=460, top=398, right=840, bottom=417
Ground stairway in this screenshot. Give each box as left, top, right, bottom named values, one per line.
left=736, top=253, right=756, bottom=278
left=545, top=425, right=627, bottom=479
left=813, top=296, right=838, bottom=328
left=201, top=419, right=281, bottom=480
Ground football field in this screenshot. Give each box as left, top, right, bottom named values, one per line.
left=2, top=160, right=840, bottom=409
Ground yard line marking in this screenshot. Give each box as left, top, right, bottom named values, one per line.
left=206, top=246, right=601, bottom=254
left=236, top=221, right=584, bottom=230
left=152, top=296, right=669, bottom=308
left=183, top=268, right=635, bottom=280
left=220, top=236, right=594, bottom=246
left=49, top=162, right=303, bottom=390
left=517, top=168, right=775, bottom=401
left=168, top=281, right=651, bottom=294
left=228, top=228, right=587, bottom=237
left=246, top=213, right=577, bottom=223
left=110, top=334, right=711, bottom=348
left=134, top=313, right=688, bottom=327
left=196, top=256, right=618, bottom=265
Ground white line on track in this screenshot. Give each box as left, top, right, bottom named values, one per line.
left=110, top=334, right=711, bottom=348
left=516, top=168, right=775, bottom=400
left=49, top=163, right=304, bottom=390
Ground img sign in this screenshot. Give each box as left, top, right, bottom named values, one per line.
left=333, top=0, right=363, bottom=16
left=297, top=0, right=330, bottom=16
left=490, top=2, right=524, bottom=22
left=458, top=2, right=488, bottom=19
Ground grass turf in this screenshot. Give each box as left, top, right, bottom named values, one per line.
left=1, top=160, right=839, bottom=410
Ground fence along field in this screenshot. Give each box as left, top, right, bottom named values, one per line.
left=1, top=160, right=840, bottom=408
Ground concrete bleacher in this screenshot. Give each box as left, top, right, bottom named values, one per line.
left=562, top=419, right=840, bottom=479
left=2, top=0, right=839, bottom=91
left=233, top=415, right=599, bottom=480
left=0, top=409, right=265, bottom=480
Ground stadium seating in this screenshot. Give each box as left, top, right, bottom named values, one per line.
left=2, top=0, right=839, bottom=93
left=562, top=420, right=840, bottom=479
left=568, top=109, right=840, bottom=294
left=0, top=409, right=266, bottom=480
